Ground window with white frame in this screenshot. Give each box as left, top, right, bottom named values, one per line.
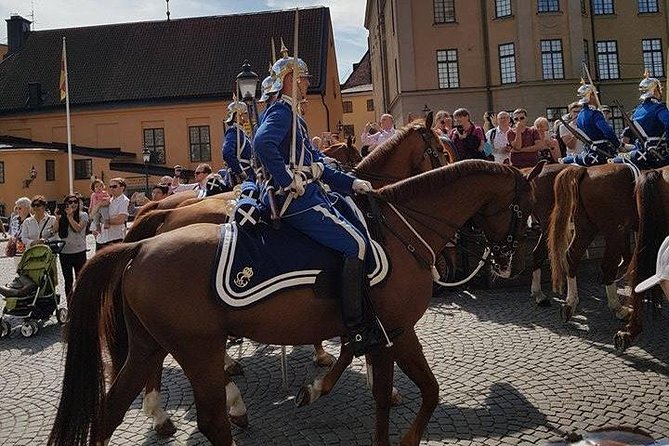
left=638, top=0, right=659, bottom=13
left=437, top=49, right=459, bottom=89
left=642, top=38, right=664, bottom=77
left=541, top=40, right=564, bottom=79
left=597, top=40, right=619, bottom=79
left=433, top=0, right=455, bottom=23
left=593, top=0, right=614, bottom=14
left=546, top=107, right=568, bottom=125
left=538, top=0, right=559, bottom=13
left=611, top=106, right=625, bottom=137
left=499, top=43, right=516, bottom=84
left=496, top=0, right=512, bottom=17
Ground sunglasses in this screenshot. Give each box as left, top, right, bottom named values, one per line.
left=109, top=184, right=119, bottom=189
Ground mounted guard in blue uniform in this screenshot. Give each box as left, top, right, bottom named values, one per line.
left=613, top=71, right=669, bottom=169
left=222, top=100, right=255, bottom=186
left=561, top=82, right=622, bottom=166
left=253, top=48, right=383, bottom=356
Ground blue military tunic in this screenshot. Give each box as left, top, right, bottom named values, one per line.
left=614, top=98, right=669, bottom=169
left=222, top=124, right=255, bottom=183
left=254, top=96, right=367, bottom=260
left=562, top=105, right=620, bottom=166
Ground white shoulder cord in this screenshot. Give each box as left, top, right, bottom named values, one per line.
left=385, top=202, right=490, bottom=287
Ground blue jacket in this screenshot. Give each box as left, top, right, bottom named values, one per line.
left=632, top=98, right=669, bottom=140
left=577, top=105, right=619, bottom=147
left=222, top=124, right=255, bottom=181
left=254, top=97, right=356, bottom=215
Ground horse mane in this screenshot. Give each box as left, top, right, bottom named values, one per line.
left=376, top=160, right=514, bottom=203
left=356, top=125, right=416, bottom=171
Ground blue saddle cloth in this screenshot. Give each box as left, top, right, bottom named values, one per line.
left=213, top=196, right=389, bottom=308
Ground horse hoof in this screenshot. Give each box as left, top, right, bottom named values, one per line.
left=230, top=413, right=249, bottom=429
left=390, top=387, right=402, bottom=406
left=295, top=385, right=311, bottom=408
left=313, top=352, right=337, bottom=368
left=226, top=361, right=244, bottom=376
left=154, top=418, right=177, bottom=437
left=614, top=331, right=632, bottom=352
left=560, top=304, right=573, bottom=322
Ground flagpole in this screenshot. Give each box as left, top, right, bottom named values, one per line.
left=62, top=37, right=73, bottom=195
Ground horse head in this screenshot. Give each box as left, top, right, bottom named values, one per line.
left=322, top=139, right=361, bottom=168
left=471, top=161, right=543, bottom=279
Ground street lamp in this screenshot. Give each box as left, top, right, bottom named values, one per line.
left=142, top=147, right=151, bottom=195
left=236, top=60, right=259, bottom=128
left=422, top=104, right=431, bottom=116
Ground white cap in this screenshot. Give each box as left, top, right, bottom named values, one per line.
left=635, top=236, right=669, bottom=293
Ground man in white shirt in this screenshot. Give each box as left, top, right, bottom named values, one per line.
left=558, top=102, right=584, bottom=156
left=485, top=111, right=512, bottom=163
left=172, top=163, right=212, bottom=197
left=95, top=177, right=129, bottom=251
left=361, top=114, right=396, bottom=150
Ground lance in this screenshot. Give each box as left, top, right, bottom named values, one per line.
left=271, top=37, right=277, bottom=64
left=582, top=62, right=603, bottom=110
left=290, top=8, right=299, bottom=170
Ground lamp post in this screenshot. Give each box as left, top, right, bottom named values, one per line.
left=236, top=60, right=259, bottom=128
left=142, top=147, right=151, bottom=195
left=422, top=104, right=431, bottom=116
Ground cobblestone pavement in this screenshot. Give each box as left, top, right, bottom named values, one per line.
left=1, top=236, right=668, bottom=445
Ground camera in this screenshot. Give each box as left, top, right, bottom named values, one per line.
left=56, top=203, right=67, bottom=214
left=455, top=125, right=464, bottom=133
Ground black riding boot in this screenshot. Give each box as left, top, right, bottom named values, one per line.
left=341, top=257, right=383, bottom=357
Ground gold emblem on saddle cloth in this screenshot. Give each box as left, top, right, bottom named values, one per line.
left=234, top=267, right=254, bottom=288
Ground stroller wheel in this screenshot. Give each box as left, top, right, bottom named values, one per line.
left=20, top=321, right=39, bottom=338
left=56, top=307, right=68, bottom=325
left=0, top=320, right=10, bottom=339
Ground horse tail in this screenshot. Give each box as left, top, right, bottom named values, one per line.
left=631, top=170, right=667, bottom=307
left=48, top=243, right=141, bottom=446
left=124, top=209, right=169, bottom=242
left=548, top=166, right=586, bottom=293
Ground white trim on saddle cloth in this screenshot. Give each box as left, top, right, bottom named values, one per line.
left=214, top=198, right=389, bottom=308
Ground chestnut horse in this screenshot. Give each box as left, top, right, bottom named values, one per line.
left=49, top=161, right=540, bottom=446
left=321, top=136, right=362, bottom=168
left=614, top=166, right=669, bottom=350
left=120, top=117, right=450, bottom=434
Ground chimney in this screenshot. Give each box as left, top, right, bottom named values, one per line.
left=6, top=14, right=31, bottom=56
left=27, top=82, right=43, bottom=108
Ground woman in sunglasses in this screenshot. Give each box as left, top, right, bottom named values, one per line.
left=20, top=195, right=58, bottom=248
left=53, top=194, right=89, bottom=299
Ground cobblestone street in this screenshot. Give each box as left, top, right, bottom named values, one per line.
left=1, top=236, right=668, bottom=445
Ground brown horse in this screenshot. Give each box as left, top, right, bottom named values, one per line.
left=614, top=166, right=669, bottom=350
left=120, top=117, right=450, bottom=434
left=321, top=135, right=362, bottom=168
left=548, top=163, right=637, bottom=321
left=49, top=161, right=540, bottom=446
left=525, top=163, right=571, bottom=305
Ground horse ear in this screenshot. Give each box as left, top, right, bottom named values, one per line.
left=425, top=111, right=434, bottom=129
left=347, top=135, right=353, bottom=147
left=525, top=160, right=546, bottom=182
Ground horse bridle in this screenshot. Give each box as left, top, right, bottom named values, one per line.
left=482, top=173, right=525, bottom=258
left=354, top=126, right=446, bottom=183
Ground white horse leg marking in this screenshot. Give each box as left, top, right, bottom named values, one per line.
left=304, top=377, right=324, bottom=404
left=566, top=276, right=579, bottom=309
left=226, top=382, right=247, bottom=418
left=143, top=389, right=169, bottom=429
left=605, top=283, right=631, bottom=319
left=366, top=359, right=373, bottom=390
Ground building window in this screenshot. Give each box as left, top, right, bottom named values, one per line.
left=538, top=0, right=559, bottom=13
left=343, top=101, right=353, bottom=114
left=642, top=38, right=664, bottom=77
left=143, top=128, right=166, bottom=164
left=74, top=159, right=92, bottom=180
left=495, top=0, right=512, bottom=17
left=611, top=106, right=625, bottom=137
left=45, top=160, right=55, bottom=182
left=541, top=40, right=564, bottom=80
left=0, top=161, right=4, bottom=184
left=433, top=0, right=455, bottom=23
left=436, top=49, right=459, bottom=89
left=597, top=40, right=620, bottom=79
left=639, top=0, right=659, bottom=13
left=546, top=107, right=568, bottom=125
left=342, top=124, right=355, bottom=138
left=593, top=0, right=614, bottom=14
left=189, top=126, right=211, bottom=162
left=366, top=99, right=374, bottom=112
left=498, top=43, right=516, bottom=84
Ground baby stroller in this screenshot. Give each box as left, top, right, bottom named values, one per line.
left=0, top=241, right=67, bottom=338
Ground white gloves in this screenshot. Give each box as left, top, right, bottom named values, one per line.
left=286, top=173, right=306, bottom=197
left=352, top=179, right=373, bottom=194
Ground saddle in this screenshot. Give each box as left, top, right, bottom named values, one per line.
left=213, top=196, right=388, bottom=308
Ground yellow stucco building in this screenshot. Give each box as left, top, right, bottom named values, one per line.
left=0, top=8, right=343, bottom=215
